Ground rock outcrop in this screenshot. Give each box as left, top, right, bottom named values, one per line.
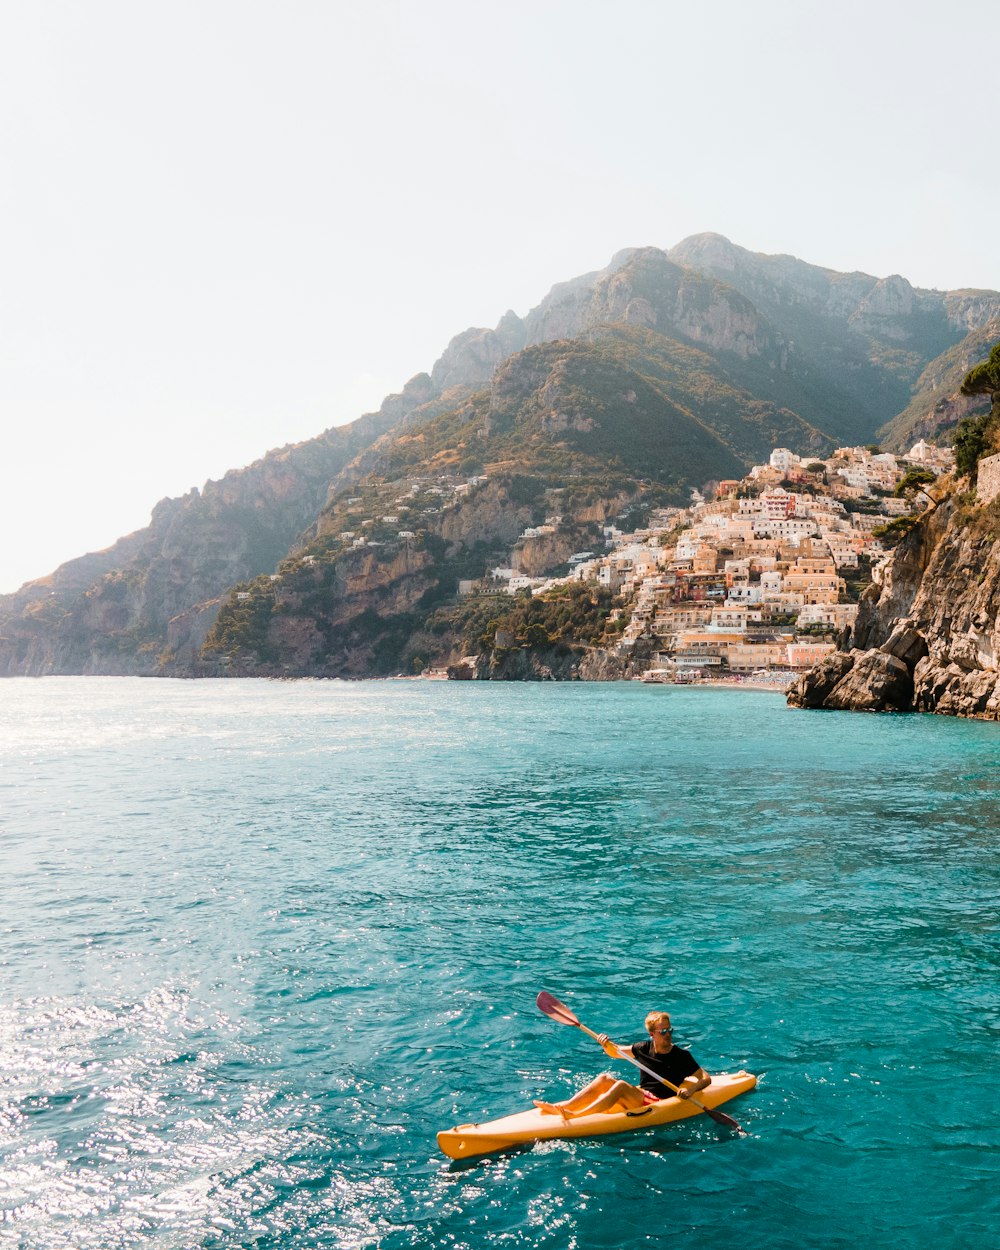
left=475, top=645, right=582, bottom=681
left=577, top=648, right=639, bottom=681
left=821, top=650, right=914, bottom=713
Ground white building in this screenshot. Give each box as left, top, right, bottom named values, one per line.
left=753, top=517, right=819, bottom=540
left=797, top=603, right=859, bottom=629
left=769, top=448, right=801, bottom=474
left=727, top=583, right=763, bottom=605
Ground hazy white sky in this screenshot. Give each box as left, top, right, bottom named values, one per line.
left=2, top=0, right=998, bottom=592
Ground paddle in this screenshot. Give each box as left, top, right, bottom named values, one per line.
left=536, top=991, right=744, bottom=1133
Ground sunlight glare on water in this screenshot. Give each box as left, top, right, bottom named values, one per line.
left=0, top=677, right=998, bottom=1249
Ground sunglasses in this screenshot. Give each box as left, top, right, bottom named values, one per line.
left=650, top=1026, right=672, bottom=1035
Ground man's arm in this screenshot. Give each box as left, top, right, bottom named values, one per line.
left=675, top=1066, right=711, bottom=1099
left=596, top=1033, right=634, bottom=1060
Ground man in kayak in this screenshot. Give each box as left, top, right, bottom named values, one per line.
left=534, top=1010, right=711, bottom=1120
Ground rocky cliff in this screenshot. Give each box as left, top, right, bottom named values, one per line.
left=787, top=493, right=1000, bottom=718
left=202, top=473, right=633, bottom=677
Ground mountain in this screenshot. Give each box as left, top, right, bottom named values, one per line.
left=3, top=236, right=1000, bottom=678
left=0, top=383, right=433, bottom=675
left=667, top=233, right=1000, bottom=447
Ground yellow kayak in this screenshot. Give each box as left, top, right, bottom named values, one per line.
left=437, top=1070, right=756, bottom=1159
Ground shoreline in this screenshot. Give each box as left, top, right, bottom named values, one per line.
left=1, top=671, right=795, bottom=691
left=688, top=677, right=790, bottom=693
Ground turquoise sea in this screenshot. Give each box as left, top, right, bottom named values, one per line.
left=0, top=677, right=998, bottom=1249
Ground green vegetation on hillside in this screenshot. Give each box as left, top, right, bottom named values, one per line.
left=203, top=577, right=280, bottom=662
left=346, top=328, right=835, bottom=501
left=415, top=581, right=621, bottom=669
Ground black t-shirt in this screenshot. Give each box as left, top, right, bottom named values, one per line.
left=630, top=1041, right=700, bottom=1098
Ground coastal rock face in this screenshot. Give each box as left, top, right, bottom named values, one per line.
left=164, top=600, right=224, bottom=669
left=821, top=650, right=914, bottom=713
left=788, top=488, right=1000, bottom=719
left=786, top=650, right=856, bottom=707
left=474, top=645, right=581, bottom=681
left=879, top=620, right=929, bottom=668
left=911, top=657, right=1000, bottom=717
left=577, top=649, right=636, bottom=681
left=456, top=635, right=650, bottom=685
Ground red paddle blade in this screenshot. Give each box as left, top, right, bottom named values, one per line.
left=536, top=991, right=581, bottom=1027
left=705, top=1106, right=743, bottom=1133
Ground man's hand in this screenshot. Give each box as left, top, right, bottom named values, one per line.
left=596, top=1033, right=620, bottom=1059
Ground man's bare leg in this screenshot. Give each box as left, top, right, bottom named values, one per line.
left=535, top=1074, right=645, bottom=1119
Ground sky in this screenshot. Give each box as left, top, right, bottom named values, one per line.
left=2, top=0, right=998, bottom=592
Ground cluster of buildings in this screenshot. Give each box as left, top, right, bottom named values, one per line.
left=305, top=438, right=952, bottom=680
left=482, top=441, right=952, bottom=679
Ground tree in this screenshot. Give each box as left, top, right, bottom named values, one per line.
left=960, top=341, right=1000, bottom=399
left=522, top=621, right=553, bottom=648
left=873, top=515, right=921, bottom=546
left=894, top=466, right=938, bottom=510
left=953, top=414, right=990, bottom=480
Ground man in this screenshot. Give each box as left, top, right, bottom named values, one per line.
left=534, top=1010, right=711, bottom=1120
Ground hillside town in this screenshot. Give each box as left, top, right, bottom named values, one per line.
left=468, top=440, right=953, bottom=683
